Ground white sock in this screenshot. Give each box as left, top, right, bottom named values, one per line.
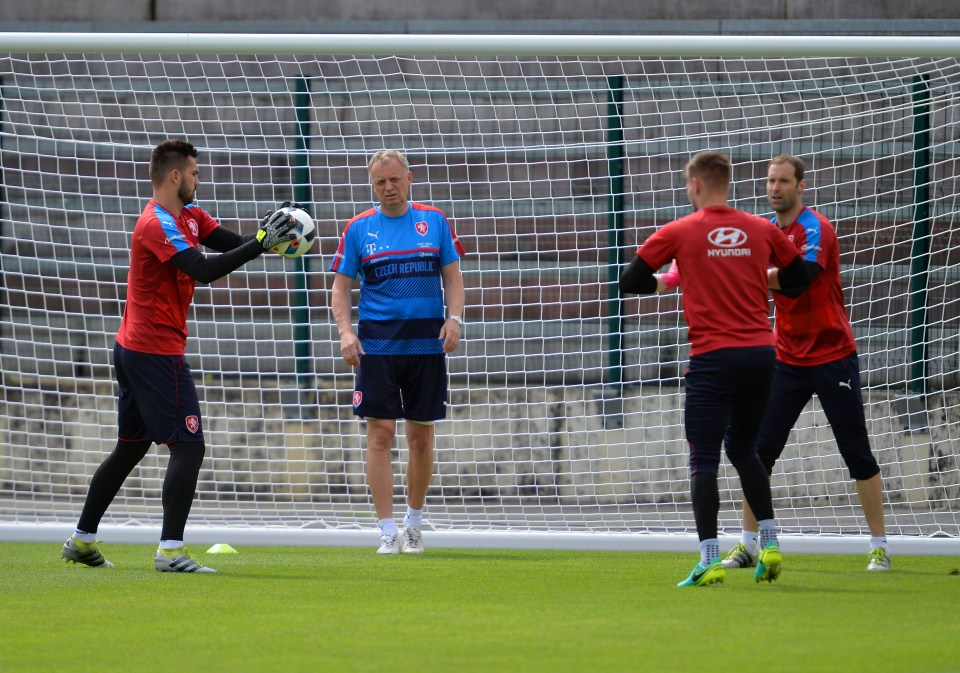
left=159, top=540, right=184, bottom=551
left=741, top=530, right=760, bottom=552
left=870, top=536, right=888, bottom=552
left=403, top=507, right=423, bottom=530
left=758, top=519, right=778, bottom=548
left=378, top=518, right=398, bottom=537
left=73, top=529, right=96, bottom=543
left=700, top=538, right=720, bottom=566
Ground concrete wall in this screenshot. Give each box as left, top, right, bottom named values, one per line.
left=145, top=1, right=960, bottom=22
left=1, top=1, right=960, bottom=25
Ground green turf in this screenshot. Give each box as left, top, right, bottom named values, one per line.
left=1, top=542, right=958, bottom=673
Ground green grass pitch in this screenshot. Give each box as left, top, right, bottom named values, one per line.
left=1, top=542, right=958, bottom=673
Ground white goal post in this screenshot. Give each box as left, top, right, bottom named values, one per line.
left=1, top=33, right=958, bottom=554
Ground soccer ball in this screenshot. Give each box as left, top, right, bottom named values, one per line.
left=271, top=207, right=316, bottom=258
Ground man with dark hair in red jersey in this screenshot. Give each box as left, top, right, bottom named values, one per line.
left=61, top=139, right=297, bottom=573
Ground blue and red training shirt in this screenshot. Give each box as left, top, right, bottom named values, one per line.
left=771, top=207, right=857, bottom=366
left=330, top=203, right=465, bottom=355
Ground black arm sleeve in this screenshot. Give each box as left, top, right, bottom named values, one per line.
left=774, top=256, right=814, bottom=299
left=200, top=226, right=257, bottom=253
left=619, top=255, right=659, bottom=295
left=170, top=238, right=264, bottom=285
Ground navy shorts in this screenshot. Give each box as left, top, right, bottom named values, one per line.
left=353, top=354, right=447, bottom=422
left=114, top=342, right=204, bottom=444
left=757, top=352, right=880, bottom=480
left=684, top=346, right=776, bottom=475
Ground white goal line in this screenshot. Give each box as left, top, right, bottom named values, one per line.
left=3, top=523, right=957, bottom=556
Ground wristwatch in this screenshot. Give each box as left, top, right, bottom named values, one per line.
left=448, top=314, right=464, bottom=328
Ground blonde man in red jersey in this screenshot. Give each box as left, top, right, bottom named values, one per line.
left=621, top=151, right=810, bottom=587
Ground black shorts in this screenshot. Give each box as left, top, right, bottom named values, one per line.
left=114, top=342, right=204, bottom=444
left=756, top=352, right=880, bottom=481
left=353, top=354, right=447, bottom=422
left=684, top=346, right=776, bottom=475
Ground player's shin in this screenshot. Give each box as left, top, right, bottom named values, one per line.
left=690, top=471, right=721, bottom=543
left=735, top=456, right=775, bottom=523
left=77, top=439, right=151, bottom=533
left=161, top=440, right=205, bottom=542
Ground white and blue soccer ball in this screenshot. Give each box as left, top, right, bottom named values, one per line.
left=272, top=207, right=316, bottom=258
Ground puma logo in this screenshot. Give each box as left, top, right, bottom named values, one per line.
left=367, top=231, right=380, bottom=239
left=839, top=379, right=852, bottom=390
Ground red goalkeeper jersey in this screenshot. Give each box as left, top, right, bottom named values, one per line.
left=638, top=205, right=799, bottom=356
left=771, top=208, right=857, bottom=366
left=116, top=200, right=220, bottom=355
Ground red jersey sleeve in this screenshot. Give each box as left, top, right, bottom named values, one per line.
left=637, top=224, right=677, bottom=270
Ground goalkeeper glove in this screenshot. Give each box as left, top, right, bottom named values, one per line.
left=256, top=208, right=297, bottom=250
left=659, top=259, right=681, bottom=290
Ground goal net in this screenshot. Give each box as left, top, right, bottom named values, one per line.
left=1, top=34, right=958, bottom=550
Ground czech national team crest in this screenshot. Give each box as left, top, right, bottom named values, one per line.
left=186, top=218, right=199, bottom=237
left=415, top=221, right=429, bottom=236
left=353, top=391, right=363, bottom=407
left=185, top=415, right=200, bottom=433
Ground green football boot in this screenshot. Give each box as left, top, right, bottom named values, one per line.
left=754, top=542, right=783, bottom=583
left=866, top=547, right=890, bottom=571
left=677, top=558, right=725, bottom=587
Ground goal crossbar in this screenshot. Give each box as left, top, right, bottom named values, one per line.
left=2, top=32, right=960, bottom=57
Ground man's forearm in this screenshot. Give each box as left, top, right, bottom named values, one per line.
left=441, top=262, right=465, bottom=317
left=330, top=288, right=355, bottom=336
